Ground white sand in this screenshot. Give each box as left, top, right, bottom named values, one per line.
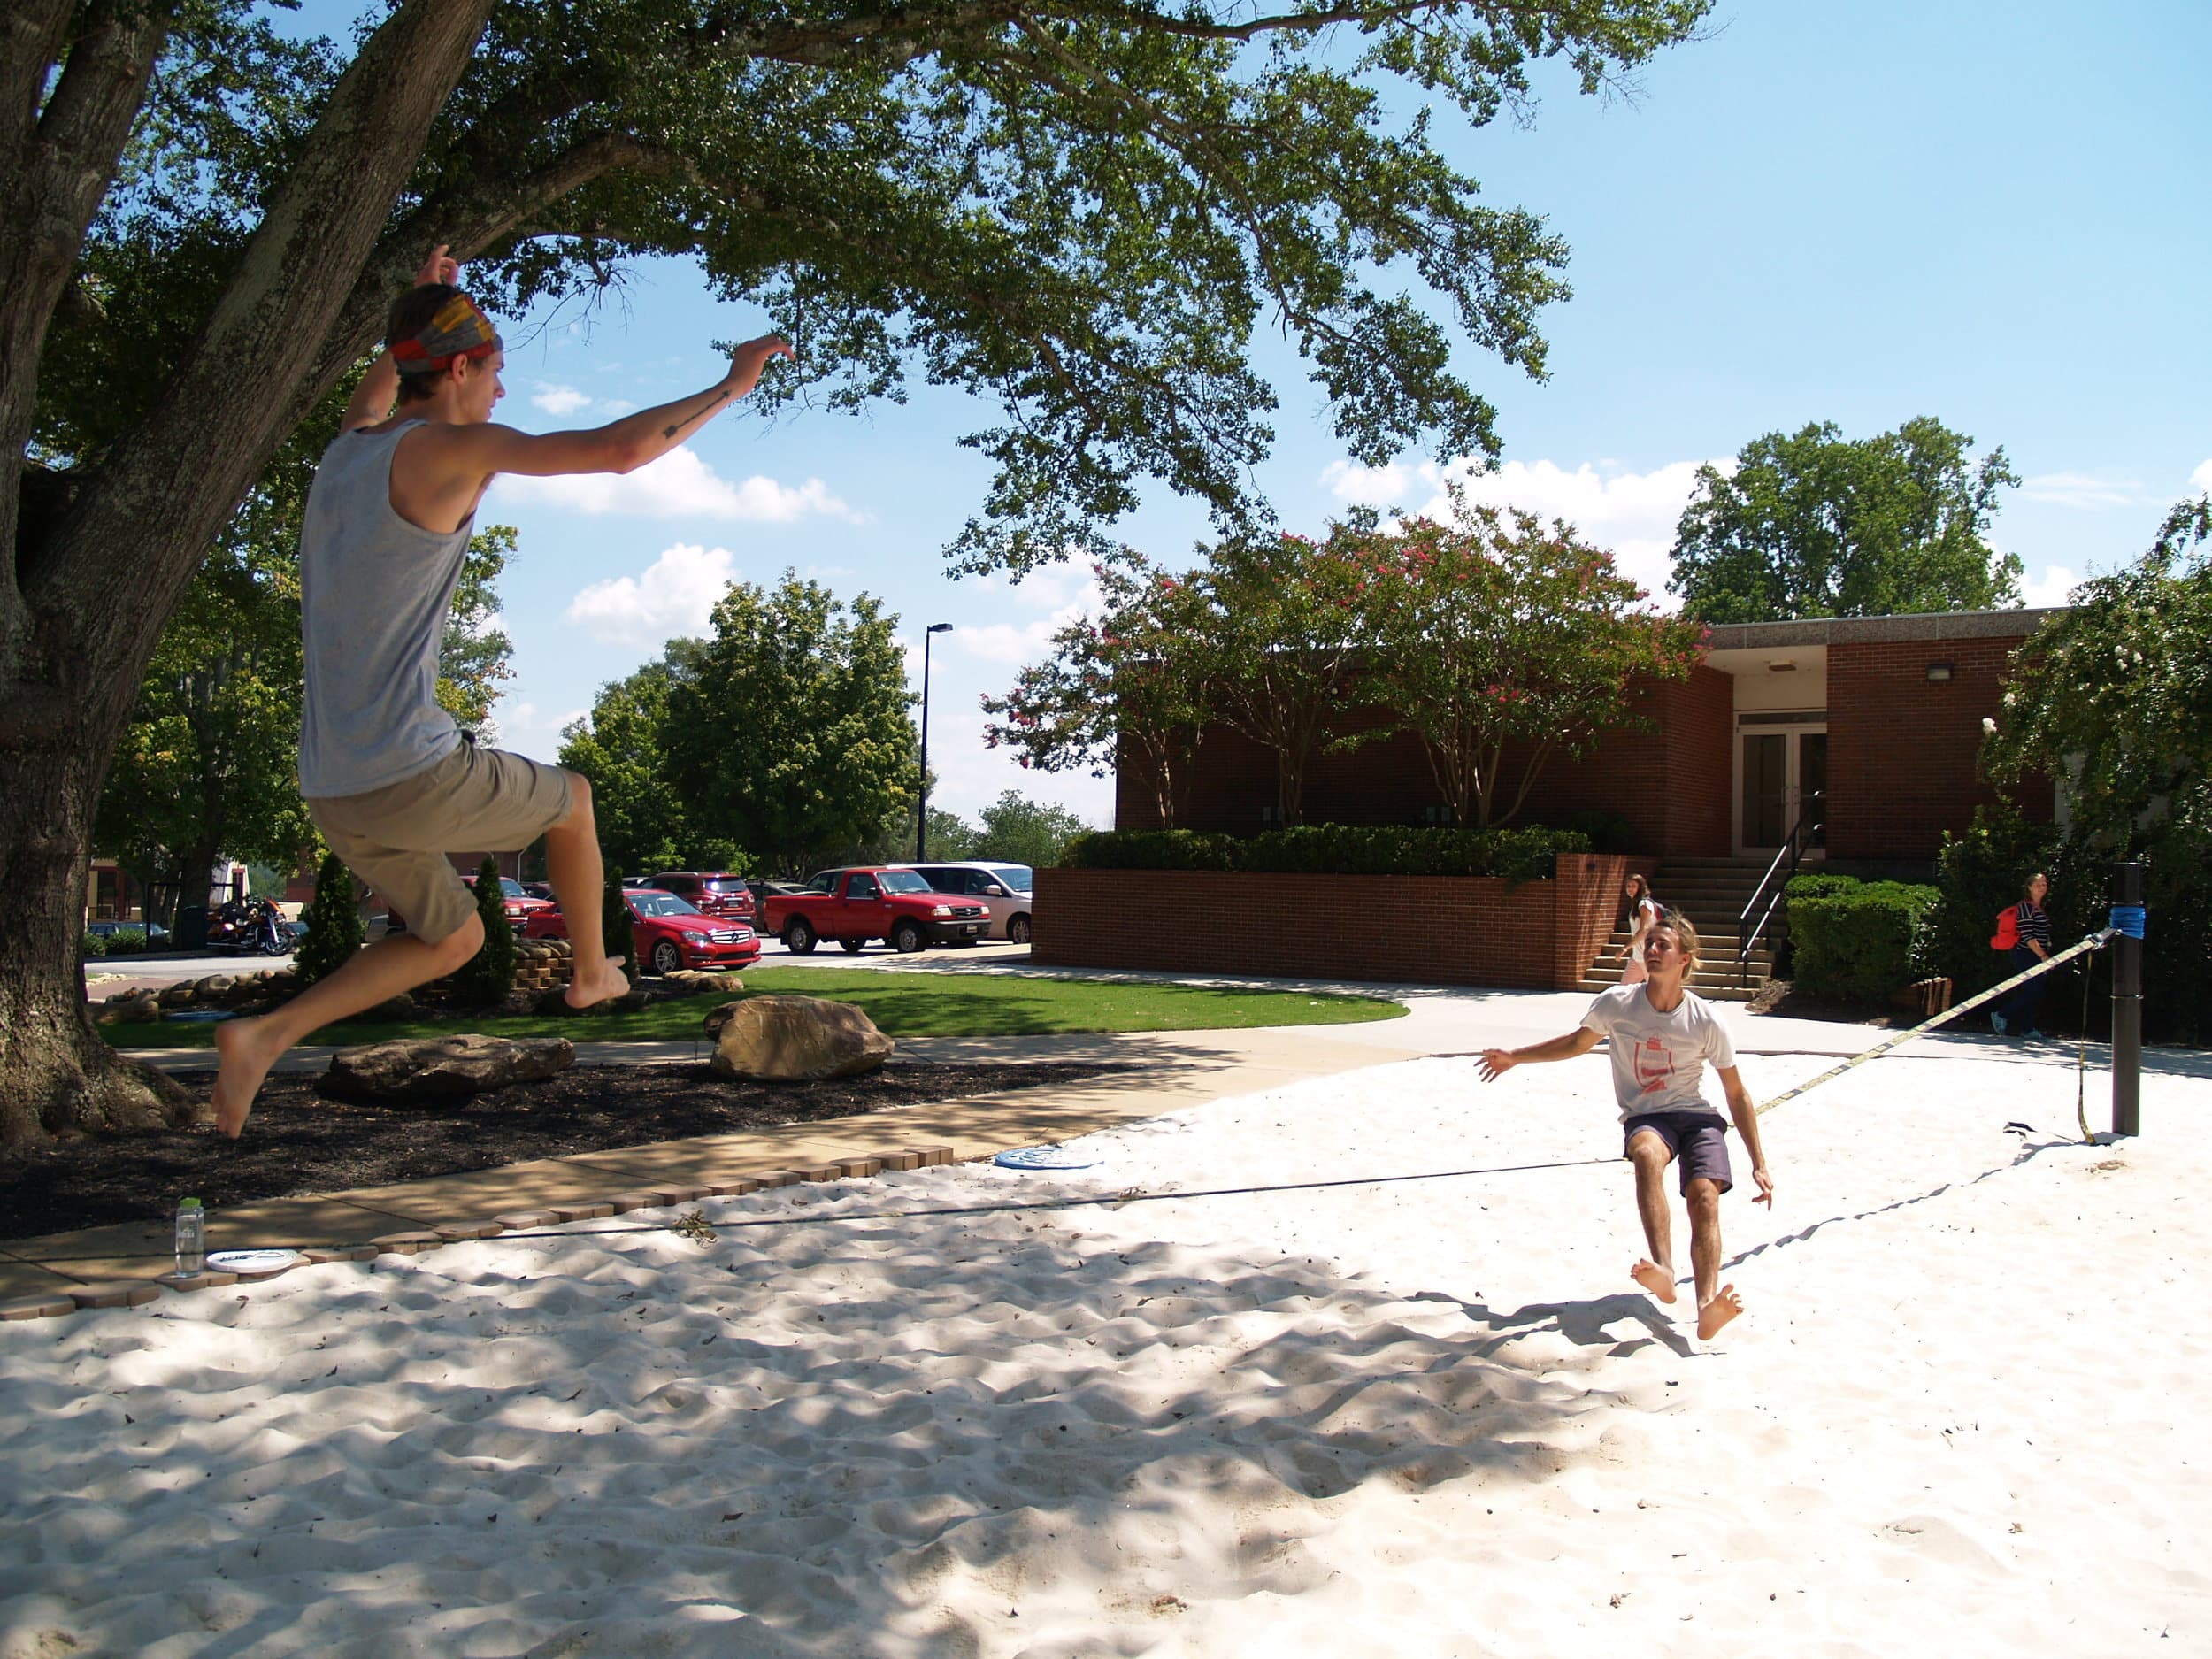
left=5, top=1035, right=2208, bottom=1657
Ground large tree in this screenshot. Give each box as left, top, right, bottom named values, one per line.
left=1669, top=417, right=2023, bottom=623
left=555, top=641, right=741, bottom=878
left=663, top=572, right=915, bottom=872
left=4, top=0, right=1708, bottom=1142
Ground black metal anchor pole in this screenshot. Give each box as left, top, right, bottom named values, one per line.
left=2111, top=861, right=2143, bottom=1138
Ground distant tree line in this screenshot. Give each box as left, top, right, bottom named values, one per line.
left=557, top=568, right=1091, bottom=878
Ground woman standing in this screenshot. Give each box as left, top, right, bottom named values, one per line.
left=1618, top=873, right=1662, bottom=985
left=1992, top=872, right=2054, bottom=1039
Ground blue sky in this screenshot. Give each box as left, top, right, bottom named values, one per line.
left=293, top=2, right=2212, bottom=826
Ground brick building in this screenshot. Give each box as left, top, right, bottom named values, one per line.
left=1117, top=608, right=2058, bottom=877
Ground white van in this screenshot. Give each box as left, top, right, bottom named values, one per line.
left=898, top=862, right=1034, bottom=944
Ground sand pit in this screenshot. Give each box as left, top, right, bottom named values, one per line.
left=4, top=1034, right=2207, bottom=1655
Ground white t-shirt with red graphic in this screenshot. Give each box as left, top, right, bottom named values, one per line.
left=1578, top=984, right=1738, bottom=1124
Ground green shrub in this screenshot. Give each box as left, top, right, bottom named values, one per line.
left=1788, top=878, right=1942, bottom=1003
left=1060, top=829, right=1241, bottom=871
left=295, top=851, right=365, bottom=987
left=103, top=926, right=149, bottom=953
left=1059, top=823, right=1590, bottom=880
left=1927, top=803, right=2209, bottom=1043
left=453, top=856, right=518, bottom=1003
left=80, top=930, right=105, bottom=959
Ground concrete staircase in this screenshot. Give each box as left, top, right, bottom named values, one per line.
left=1575, top=856, right=1780, bottom=1002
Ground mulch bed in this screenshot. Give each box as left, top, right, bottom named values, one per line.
left=0, top=1059, right=1125, bottom=1240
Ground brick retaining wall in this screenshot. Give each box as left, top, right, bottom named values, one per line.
left=1033, top=853, right=1641, bottom=990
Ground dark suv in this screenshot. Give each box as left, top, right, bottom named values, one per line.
left=649, top=871, right=757, bottom=926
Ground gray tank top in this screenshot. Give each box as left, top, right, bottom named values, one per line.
left=297, top=421, right=472, bottom=797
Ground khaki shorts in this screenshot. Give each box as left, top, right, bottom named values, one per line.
left=309, top=740, right=573, bottom=943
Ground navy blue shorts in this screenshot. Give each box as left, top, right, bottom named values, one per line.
left=1624, top=1111, right=1733, bottom=1195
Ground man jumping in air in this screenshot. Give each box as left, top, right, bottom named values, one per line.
left=214, top=245, right=791, bottom=1136
left=1478, top=910, right=1774, bottom=1340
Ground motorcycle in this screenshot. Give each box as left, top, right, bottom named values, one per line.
left=208, top=897, right=297, bottom=956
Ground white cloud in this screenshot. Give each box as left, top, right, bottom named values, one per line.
left=947, top=572, right=1104, bottom=665
left=2192, top=458, right=2212, bottom=494
left=2021, top=471, right=2143, bottom=510
left=493, top=448, right=862, bottom=523
left=2018, top=564, right=2080, bottom=609
left=531, top=384, right=594, bottom=416
left=1324, top=454, right=1725, bottom=600
left=564, top=542, right=737, bottom=648
left=491, top=699, right=589, bottom=766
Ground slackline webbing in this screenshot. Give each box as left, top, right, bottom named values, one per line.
left=1753, top=927, right=2115, bottom=1118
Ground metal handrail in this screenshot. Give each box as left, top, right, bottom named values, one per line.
left=1737, top=791, right=1824, bottom=985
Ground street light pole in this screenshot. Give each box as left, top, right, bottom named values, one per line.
left=918, top=622, right=953, bottom=862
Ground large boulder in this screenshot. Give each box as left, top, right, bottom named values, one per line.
left=96, top=990, right=163, bottom=1025
left=661, top=969, right=736, bottom=998
left=318, top=1033, right=575, bottom=1104
left=705, top=995, right=895, bottom=1082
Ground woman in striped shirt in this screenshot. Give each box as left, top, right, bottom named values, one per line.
left=1992, top=871, right=2054, bottom=1039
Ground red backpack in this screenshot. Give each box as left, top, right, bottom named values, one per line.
left=1989, top=904, right=2020, bottom=951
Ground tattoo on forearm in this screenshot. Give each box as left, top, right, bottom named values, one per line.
left=663, top=388, right=730, bottom=441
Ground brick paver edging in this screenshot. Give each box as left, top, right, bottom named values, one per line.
left=0, top=1144, right=959, bottom=1325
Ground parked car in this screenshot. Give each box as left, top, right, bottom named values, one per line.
left=461, top=872, right=557, bottom=936
left=765, top=867, right=989, bottom=955
left=649, top=871, right=757, bottom=926
left=895, top=861, right=1034, bottom=944
left=519, top=880, right=556, bottom=901
left=523, top=887, right=761, bottom=976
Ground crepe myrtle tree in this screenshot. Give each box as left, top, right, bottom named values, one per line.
left=3, top=0, right=1709, bottom=1144
left=1193, top=527, right=1394, bottom=827
left=983, top=552, right=1215, bottom=829
left=1354, top=510, right=1703, bottom=827
left=1983, top=496, right=2212, bottom=849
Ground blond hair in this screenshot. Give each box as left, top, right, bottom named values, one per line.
left=1655, top=908, right=1701, bottom=975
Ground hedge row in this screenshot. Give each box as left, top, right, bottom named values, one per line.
left=1783, top=872, right=1941, bottom=1003
left=1059, top=823, right=1594, bottom=881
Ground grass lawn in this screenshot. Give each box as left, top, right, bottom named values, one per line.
left=102, top=967, right=1408, bottom=1049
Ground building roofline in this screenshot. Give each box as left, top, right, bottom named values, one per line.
left=1702, top=607, right=2063, bottom=649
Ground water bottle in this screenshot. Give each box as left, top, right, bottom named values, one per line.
left=174, top=1197, right=205, bottom=1276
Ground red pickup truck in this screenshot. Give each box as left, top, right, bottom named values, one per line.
left=764, top=866, right=989, bottom=955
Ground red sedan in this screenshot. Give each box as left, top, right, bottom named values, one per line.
left=524, top=887, right=761, bottom=976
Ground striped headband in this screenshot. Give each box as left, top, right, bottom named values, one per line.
left=391, top=292, right=502, bottom=376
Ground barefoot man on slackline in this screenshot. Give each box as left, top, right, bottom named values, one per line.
left=213, top=245, right=792, bottom=1136
left=1478, top=911, right=1774, bottom=1340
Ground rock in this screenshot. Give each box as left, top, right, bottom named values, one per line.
left=318, top=1033, right=576, bottom=1105
left=706, top=995, right=895, bottom=1083
left=96, top=991, right=162, bottom=1025
left=499, top=989, right=541, bottom=1018
left=661, top=970, right=736, bottom=998
left=157, top=981, right=197, bottom=1009
left=365, top=992, right=417, bottom=1020
left=197, top=974, right=234, bottom=997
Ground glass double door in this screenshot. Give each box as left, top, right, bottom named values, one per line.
left=1738, top=727, right=1826, bottom=855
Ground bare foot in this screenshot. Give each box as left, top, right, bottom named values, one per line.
left=1696, top=1284, right=1745, bottom=1340
left=211, top=1017, right=282, bottom=1140
left=565, top=957, right=629, bottom=1010
left=1631, top=1259, right=1678, bottom=1304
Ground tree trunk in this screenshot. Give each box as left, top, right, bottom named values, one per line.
left=0, top=733, right=194, bottom=1145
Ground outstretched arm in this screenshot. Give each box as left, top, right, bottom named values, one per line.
left=1717, top=1064, right=1773, bottom=1207
left=454, top=334, right=794, bottom=480
left=1478, top=1025, right=1601, bottom=1082
left=342, top=244, right=460, bottom=432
